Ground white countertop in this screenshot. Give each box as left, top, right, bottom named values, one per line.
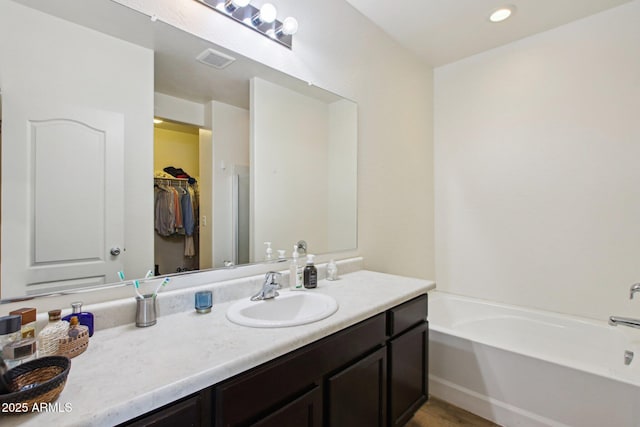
left=3, top=270, right=434, bottom=426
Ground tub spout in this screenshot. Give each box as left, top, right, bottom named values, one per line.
left=630, top=283, right=640, bottom=299
left=609, top=316, right=640, bottom=329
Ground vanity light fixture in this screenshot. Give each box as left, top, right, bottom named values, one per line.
left=195, top=0, right=298, bottom=49
left=489, top=5, right=515, bottom=23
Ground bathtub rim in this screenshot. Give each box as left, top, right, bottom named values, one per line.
left=428, top=290, right=640, bottom=388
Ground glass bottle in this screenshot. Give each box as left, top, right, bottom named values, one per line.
left=326, top=259, right=338, bottom=281
left=38, top=310, right=69, bottom=357
left=0, top=315, right=22, bottom=356
left=9, top=308, right=37, bottom=339
left=62, top=301, right=94, bottom=337
left=67, top=316, right=80, bottom=338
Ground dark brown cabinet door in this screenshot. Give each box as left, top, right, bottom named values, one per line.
left=388, top=322, right=428, bottom=427
left=327, top=347, right=387, bottom=427
left=250, top=386, right=322, bottom=427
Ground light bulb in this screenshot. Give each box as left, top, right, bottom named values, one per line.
left=280, top=17, right=298, bottom=35
left=489, top=6, right=514, bottom=23
left=259, top=3, right=277, bottom=24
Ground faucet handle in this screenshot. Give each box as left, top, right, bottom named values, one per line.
left=630, top=283, right=640, bottom=299
left=265, top=271, right=282, bottom=286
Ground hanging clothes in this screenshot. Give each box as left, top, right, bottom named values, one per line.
left=181, top=187, right=195, bottom=236
left=154, top=178, right=199, bottom=258
left=154, top=185, right=175, bottom=236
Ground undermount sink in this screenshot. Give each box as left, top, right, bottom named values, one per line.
left=226, top=291, right=339, bottom=328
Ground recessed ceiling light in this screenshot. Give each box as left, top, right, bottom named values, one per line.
left=489, top=6, right=515, bottom=23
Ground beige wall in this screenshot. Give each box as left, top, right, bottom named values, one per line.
left=434, top=1, right=640, bottom=320
left=114, top=0, right=436, bottom=280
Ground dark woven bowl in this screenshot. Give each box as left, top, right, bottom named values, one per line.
left=0, top=356, right=71, bottom=410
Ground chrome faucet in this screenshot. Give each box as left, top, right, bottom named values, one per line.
left=609, top=316, right=640, bottom=329
left=609, top=283, right=640, bottom=329
left=251, top=271, right=281, bottom=301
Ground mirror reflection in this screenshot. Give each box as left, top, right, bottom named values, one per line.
left=0, top=0, right=357, bottom=300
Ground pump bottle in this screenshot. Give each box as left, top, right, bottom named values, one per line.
left=289, top=246, right=303, bottom=290
left=264, top=242, right=273, bottom=261
left=303, top=254, right=318, bottom=289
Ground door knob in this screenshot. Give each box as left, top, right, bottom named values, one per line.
left=110, top=247, right=121, bottom=256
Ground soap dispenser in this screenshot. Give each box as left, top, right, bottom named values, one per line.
left=289, top=246, right=303, bottom=290
left=264, top=242, right=273, bottom=261
left=303, top=254, right=318, bottom=289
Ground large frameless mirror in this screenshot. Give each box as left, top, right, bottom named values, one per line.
left=0, top=0, right=357, bottom=300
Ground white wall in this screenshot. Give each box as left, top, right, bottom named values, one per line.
left=210, top=101, right=250, bottom=267
left=251, top=78, right=329, bottom=260
left=114, top=0, right=435, bottom=279
left=0, top=1, right=154, bottom=282
left=154, top=92, right=205, bottom=127
left=434, top=1, right=640, bottom=321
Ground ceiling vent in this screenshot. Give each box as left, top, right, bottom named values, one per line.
left=196, top=48, right=236, bottom=69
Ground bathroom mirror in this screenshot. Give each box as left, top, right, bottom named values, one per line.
left=0, top=0, right=357, bottom=300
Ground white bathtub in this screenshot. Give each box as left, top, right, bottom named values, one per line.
left=428, top=291, right=640, bottom=427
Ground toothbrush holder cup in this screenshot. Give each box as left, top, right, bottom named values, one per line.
left=135, top=294, right=157, bottom=327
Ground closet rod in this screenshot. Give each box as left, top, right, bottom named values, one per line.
left=154, top=177, right=194, bottom=188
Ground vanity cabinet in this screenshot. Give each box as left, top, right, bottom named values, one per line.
left=120, top=294, right=428, bottom=427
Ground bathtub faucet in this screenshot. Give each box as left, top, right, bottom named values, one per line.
left=609, top=316, right=640, bottom=329
left=630, top=283, right=640, bottom=299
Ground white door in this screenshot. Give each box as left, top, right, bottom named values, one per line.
left=1, top=98, right=124, bottom=298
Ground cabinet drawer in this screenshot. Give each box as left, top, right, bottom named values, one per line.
left=387, top=294, right=427, bottom=337
left=121, top=391, right=210, bottom=427
left=250, top=385, right=322, bottom=427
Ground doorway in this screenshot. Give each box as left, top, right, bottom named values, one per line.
left=153, top=118, right=201, bottom=275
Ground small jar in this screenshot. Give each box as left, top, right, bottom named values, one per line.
left=38, top=310, right=69, bottom=357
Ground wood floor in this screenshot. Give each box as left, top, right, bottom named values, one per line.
left=406, top=398, right=501, bottom=427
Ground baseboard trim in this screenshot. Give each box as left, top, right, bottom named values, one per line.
left=428, top=375, right=570, bottom=427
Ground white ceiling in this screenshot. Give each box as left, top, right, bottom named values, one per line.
left=345, top=0, right=632, bottom=66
